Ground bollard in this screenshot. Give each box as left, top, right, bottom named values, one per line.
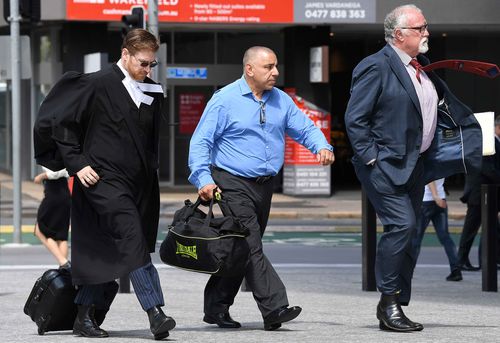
left=361, top=188, right=377, bottom=291
left=481, top=184, right=498, bottom=292
left=119, top=275, right=131, bottom=293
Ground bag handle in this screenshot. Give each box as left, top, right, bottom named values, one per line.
left=203, top=189, right=222, bottom=227
left=182, top=197, right=204, bottom=220
left=181, top=190, right=221, bottom=226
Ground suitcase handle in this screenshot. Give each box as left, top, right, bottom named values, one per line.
left=33, top=286, right=45, bottom=301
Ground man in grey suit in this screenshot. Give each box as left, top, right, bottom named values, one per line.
left=345, top=4, right=481, bottom=332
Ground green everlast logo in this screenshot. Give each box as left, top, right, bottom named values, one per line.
left=175, top=241, right=198, bottom=260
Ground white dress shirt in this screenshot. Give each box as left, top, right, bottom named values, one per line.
left=423, top=178, right=446, bottom=201
left=43, top=167, right=69, bottom=180
left=390, top=45, right=439, bottom=153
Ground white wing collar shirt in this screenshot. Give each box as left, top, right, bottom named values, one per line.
left=117, top=59, right=155, bottom=107
left=188, top=75, right=333, bottom=190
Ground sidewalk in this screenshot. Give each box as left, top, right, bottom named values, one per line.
left=0, top=172, right=468, bottom=222
left=1, top=263, right=499, bottom=343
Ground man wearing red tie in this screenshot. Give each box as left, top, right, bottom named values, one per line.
left=345, top=4, right=481, bottom=332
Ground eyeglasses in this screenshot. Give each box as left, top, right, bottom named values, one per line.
left=132, top=55, right=158, bottom=68
left=259, top=101, right=266, bottom=125
left=400, top=24, right=428, bottom=34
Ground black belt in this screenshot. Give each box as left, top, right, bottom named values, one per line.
left=253, top=175, right=274, bottom=184
left=211, top=166, right=274, bottom=185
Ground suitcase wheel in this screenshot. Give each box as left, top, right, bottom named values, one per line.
left=36, top=314, right=49, bottom=335
left=37, top=326, right=45, bottom=335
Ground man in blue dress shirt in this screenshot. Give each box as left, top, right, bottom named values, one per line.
left=189, top=46, right=334, bottom=331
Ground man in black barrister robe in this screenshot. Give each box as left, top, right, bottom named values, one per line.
left=34, top=29, right=175, bottom=340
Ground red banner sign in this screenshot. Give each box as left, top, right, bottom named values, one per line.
left=179, top=93, right=206, bottom=134
left=284, top=91, right=331, bottom=165
left=66, top=0, right=294, bottom=23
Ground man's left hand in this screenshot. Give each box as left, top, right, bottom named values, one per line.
left=316, top=149, right=335, bottom=165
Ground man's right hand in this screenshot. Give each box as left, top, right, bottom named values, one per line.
left=198, top=183, right=220, bottom=201
left=434, top=198, right=447, bottom=209
left=34, top=173, right=46, bottom=184
left=77, top=166, right=100, bottom=188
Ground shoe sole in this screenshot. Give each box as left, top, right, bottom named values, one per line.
left=72, top=329, right=109, bottom=338
left=264, top=307, right=302, bottom=330
left=377, top=318, right=423, bottom=332
left=203, top=315, right=241, bottom=328
left=264, top=323, right=282, bottom=331
left=154, top=331, right=169, bottom=340
left=152, top=317, right=176, bottom=340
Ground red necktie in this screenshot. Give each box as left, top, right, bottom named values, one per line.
left=410, top=59, right=423, bottom=83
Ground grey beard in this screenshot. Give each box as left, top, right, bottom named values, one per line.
left=419, top=40, right=429, bottom=54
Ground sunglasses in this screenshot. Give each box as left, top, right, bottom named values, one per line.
left=400, top=23, right=428, bottom=34
left=132, top=55, right=158, bottom=68
left=259, top=101, right=266, bottom=124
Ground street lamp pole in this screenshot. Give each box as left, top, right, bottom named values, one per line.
left=147, top=0, right=159, bottom=81
left=9, top=0, right=22, bottom=244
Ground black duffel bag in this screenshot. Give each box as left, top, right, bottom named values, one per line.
left=160, top=194, right=250, bottom=277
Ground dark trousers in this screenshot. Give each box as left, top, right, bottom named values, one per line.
left=75, top=262, right=164, bottom=312
left=413, top=201, right=459, bottom=272
left=457, top=203, right=481, bottom=265
left=458, top=203, right=500, bottom=265
left=74, top=281, right=118, bottom=312
left=353, top=158, right=424, bottom=305
left=204, top=168, right=288, bottom=318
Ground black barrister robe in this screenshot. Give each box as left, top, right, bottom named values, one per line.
left=34, top=64, right=163, bottom=285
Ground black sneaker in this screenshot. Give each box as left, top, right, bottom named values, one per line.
left=446, top=269, right=463, bottom=281
left=59, top=261, right=71, bottom=271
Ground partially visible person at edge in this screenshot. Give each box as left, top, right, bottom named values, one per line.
left=188, top=46, right=334, bottom=331
left=457, top=115, right=500, bottom=270
left=412, top=178, right=462, bottom=282
left=345, top=4, right=481, bottom=333
left=33, top=167, right=71, bottom=270
left=34, top=29, right=175, bottom=340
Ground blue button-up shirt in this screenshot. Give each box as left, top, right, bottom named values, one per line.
left=188, top=76, right=333, bottom=189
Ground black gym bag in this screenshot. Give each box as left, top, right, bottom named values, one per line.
left=160, top=195, right=250, bottom=276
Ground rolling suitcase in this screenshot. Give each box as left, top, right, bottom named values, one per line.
left=24, top=268, right=119, bottom=335
left=23, top=268, right=77, bottom=335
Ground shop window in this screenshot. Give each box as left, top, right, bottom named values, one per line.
left=174, top=32, right=214, bottom=64
left=217, top=32, right=284, bottom=64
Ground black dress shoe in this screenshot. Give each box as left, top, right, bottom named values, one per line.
left=446, top=269, right=463, bottom=281
left=147, top=306, right=176, bottom=340
left=376, top=294, right=423, bottom=332
left=263, top=306, right=302, bottom=331
left=459, top=261, right=480, bottom=271
left=203, top=312, right=241, bottom=328
left=73, top=305, right=109, bottom=338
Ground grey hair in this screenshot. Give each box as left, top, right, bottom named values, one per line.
left=242, top=46, right=276, bottom=72
left=384, top=4, right=422, bottom=43
left=495, top=116, right=500, bottom=126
